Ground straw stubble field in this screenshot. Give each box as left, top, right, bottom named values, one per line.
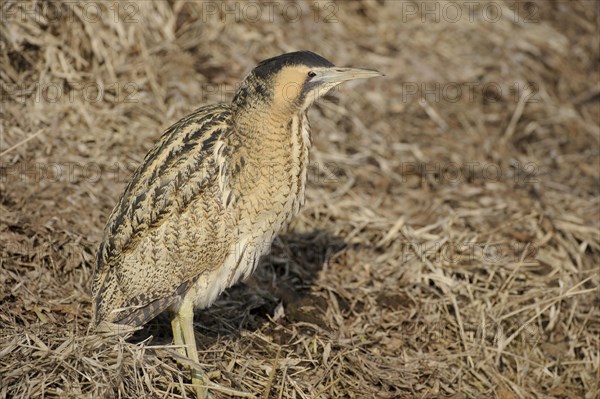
left=1, top=1, right=598, bottom=398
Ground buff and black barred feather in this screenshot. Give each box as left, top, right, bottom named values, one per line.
left=91, top=51, right=381, bottom=334
left=92, top=104, right=233, bottom=326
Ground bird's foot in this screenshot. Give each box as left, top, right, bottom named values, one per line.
left=191, top=371, right=254, bottom=399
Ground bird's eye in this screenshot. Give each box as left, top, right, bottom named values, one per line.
left=307, top=71, right=317, bottom=78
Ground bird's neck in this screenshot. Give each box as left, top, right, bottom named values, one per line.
left=233, top=104, right=305, bottom=143
left=228, top=109, right=312, bottom=223
left=231, top=105, right=312, bottom=182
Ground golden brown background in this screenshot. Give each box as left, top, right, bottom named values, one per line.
left=1, top=1, right=598, bottom=398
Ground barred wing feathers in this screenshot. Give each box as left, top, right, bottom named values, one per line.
left=92, top=104, right=233, bottom=327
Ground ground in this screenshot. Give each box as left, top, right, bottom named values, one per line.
left=0, top=1, right=598, bottom=398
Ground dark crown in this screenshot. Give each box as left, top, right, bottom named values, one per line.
left=252, top=51, right=334, bottom=79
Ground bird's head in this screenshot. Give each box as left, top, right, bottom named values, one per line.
left=233, top=51, right=383, bottom=122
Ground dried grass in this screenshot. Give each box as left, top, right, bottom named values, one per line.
left=1, top=1, right=599, bottom=398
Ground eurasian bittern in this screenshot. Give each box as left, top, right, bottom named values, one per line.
left=92, top=51, right=382, bottom=398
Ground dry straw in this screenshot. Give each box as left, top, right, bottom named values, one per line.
left=1, top=1, right=598, bottom=398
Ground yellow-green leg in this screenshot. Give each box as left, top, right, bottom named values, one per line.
left=171, top=314, right=186, bottom=357
left=174, top=300, right=255, bottom=399
left=178, top=301, right=208, bottom=399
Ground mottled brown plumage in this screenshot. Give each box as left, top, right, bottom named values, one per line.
left=91, top=51, right=382, bottom=398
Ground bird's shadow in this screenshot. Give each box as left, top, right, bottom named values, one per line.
left=133, top=230, right=347, bottom=346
